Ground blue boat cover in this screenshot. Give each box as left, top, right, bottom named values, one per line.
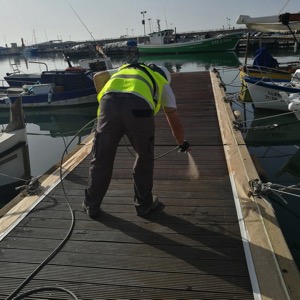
left=252, top=47, right=279, bottom=68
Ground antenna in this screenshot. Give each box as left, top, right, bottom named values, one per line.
left=278, top=0, right=290, bottom=14
left=69, top=4, right=96, bottom=41
left=164, top=6, right=169, bottom=29
left=157, top=19, right=161, bottom=32
left=44, top=30, right=49, bottom=42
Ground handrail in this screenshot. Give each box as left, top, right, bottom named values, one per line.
left=28, top=61, right=49, bottom=71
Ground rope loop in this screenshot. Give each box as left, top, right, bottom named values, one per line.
left=16, top=176, right=42, bottom=196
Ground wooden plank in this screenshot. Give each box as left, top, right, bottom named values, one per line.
left=211, top=69, right=300, bottom=299
left=0, top=277, right=254, bottom=300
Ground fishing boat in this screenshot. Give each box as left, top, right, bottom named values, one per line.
left=4, top=62, right=47, bottom=87
left=237, top=11, right=300, bottom=101
left=239, top=65, right=295, bottom=103
left=244, top=69, right=300, bottom=111
left=137, top=29, right=243, bottom=55
left=238, top=47, right=299, bottom=102
left=0, top=98, right=31, bottom=194
left=0, top=54, right=114, bottom=108
left=240, top=47, right=298, bottom=82
left=4, top=55, right=113, bottom=87
left=0, top=68, right=97, bottom=108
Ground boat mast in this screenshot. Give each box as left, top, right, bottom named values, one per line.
left=69, top=4, right=96, bottom=42
left=157, top=19, right=161, bottom=31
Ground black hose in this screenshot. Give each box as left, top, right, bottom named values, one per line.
left=5, top=118, right=97, bottom=300
left=123, top=136, right=180, bottom=160
left=11, top=287, right=78, bottom=300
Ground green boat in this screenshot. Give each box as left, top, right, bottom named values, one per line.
left=137, top=29, right=243, bottom=55
left=139, top=52, right=241, bottom=68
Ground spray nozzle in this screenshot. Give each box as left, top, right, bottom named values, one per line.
left=178, top=140, right=191, bottom=153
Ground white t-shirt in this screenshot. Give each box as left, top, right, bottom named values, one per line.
left=161, top=84, right=177, bottom=109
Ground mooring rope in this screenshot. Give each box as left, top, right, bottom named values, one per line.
left=249, top=179, right=300, bottom=221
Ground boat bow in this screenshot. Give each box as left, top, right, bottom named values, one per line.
left=236, top=12, right=300, bottom=32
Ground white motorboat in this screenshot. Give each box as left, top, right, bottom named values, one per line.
left=244, top=69, right=300, bottom=111
left=236, top=12, right=300, bottom=32
left=0, top=98, right=31, bottom=190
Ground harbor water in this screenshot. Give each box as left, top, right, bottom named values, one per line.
left=0, top=49, right=300, bottom=269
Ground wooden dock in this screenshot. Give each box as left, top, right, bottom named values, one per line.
left=1, top=71, right=300, bottom=299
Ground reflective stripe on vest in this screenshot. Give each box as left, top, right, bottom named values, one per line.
left=112, top=73, right=155, bottom=96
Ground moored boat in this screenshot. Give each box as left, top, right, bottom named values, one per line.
left=244, top=69, right=300, bottom=111
left=240, top=48, right=298, bottom=82
left=137, top=29, right=243, bottom=55
left=64, top=43, right=96, bottom=59
left=0, top=55, right=114, bottom=108
left=238, top=47, right=299, bottom=102
left=4, top=56, right=113, bottom=87
left=4, top=62, right=47, bottom=87
left=0, top=98, right=31, bottom=192
left=237, top=11, right=300, bottom=103
left=0, top=68, right=97, bottom=108
left=236, top=12, right=300, bottom=32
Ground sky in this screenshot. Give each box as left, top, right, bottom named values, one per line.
left=0, top=0, right=299, bottom=46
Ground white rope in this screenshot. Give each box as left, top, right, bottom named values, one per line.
left=250, top=180, right=300, bottom=199
left=0, top=172, right=26, bottom=182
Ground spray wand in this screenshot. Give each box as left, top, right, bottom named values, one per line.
left=154, top=140, right=190, bottom=160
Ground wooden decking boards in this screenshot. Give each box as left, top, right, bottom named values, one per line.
left=0, top=71, right=298, bottom=299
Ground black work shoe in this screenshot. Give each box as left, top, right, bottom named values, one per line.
left=136, top=197, right=163, bottom=217
left=82, top=202, right=101, bottom=219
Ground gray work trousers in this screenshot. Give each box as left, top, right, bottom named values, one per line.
left=85, top=93, right=155, bottom=214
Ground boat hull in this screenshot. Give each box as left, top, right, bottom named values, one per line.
left=236, top=13, right=300, bottom=32
left=244, top=110, right=300, bottom=146
left=0, top=128, right=30, bottom=187
left=240, top=66, right=293, bottom=82
left=141, top=52, right=241, bottom=67
left=0, top=104, right=98, bottom=137
left=4, top=74, right=42, bottom=87
left=244, top=76, right=300, bottom=111
left=239, top=66, right=292, bottom=102
left=0, top=87, right=97, bottom=108
left=137, top=33, right=242, bottom=54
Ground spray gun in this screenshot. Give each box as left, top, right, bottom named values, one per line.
left=178, top=140, right=191, bottom=153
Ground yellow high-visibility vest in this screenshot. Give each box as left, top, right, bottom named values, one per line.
left=97, top=64, right=168, bottom=115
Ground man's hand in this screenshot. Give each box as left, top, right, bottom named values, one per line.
left=178, top=140, right=190, bottom=153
